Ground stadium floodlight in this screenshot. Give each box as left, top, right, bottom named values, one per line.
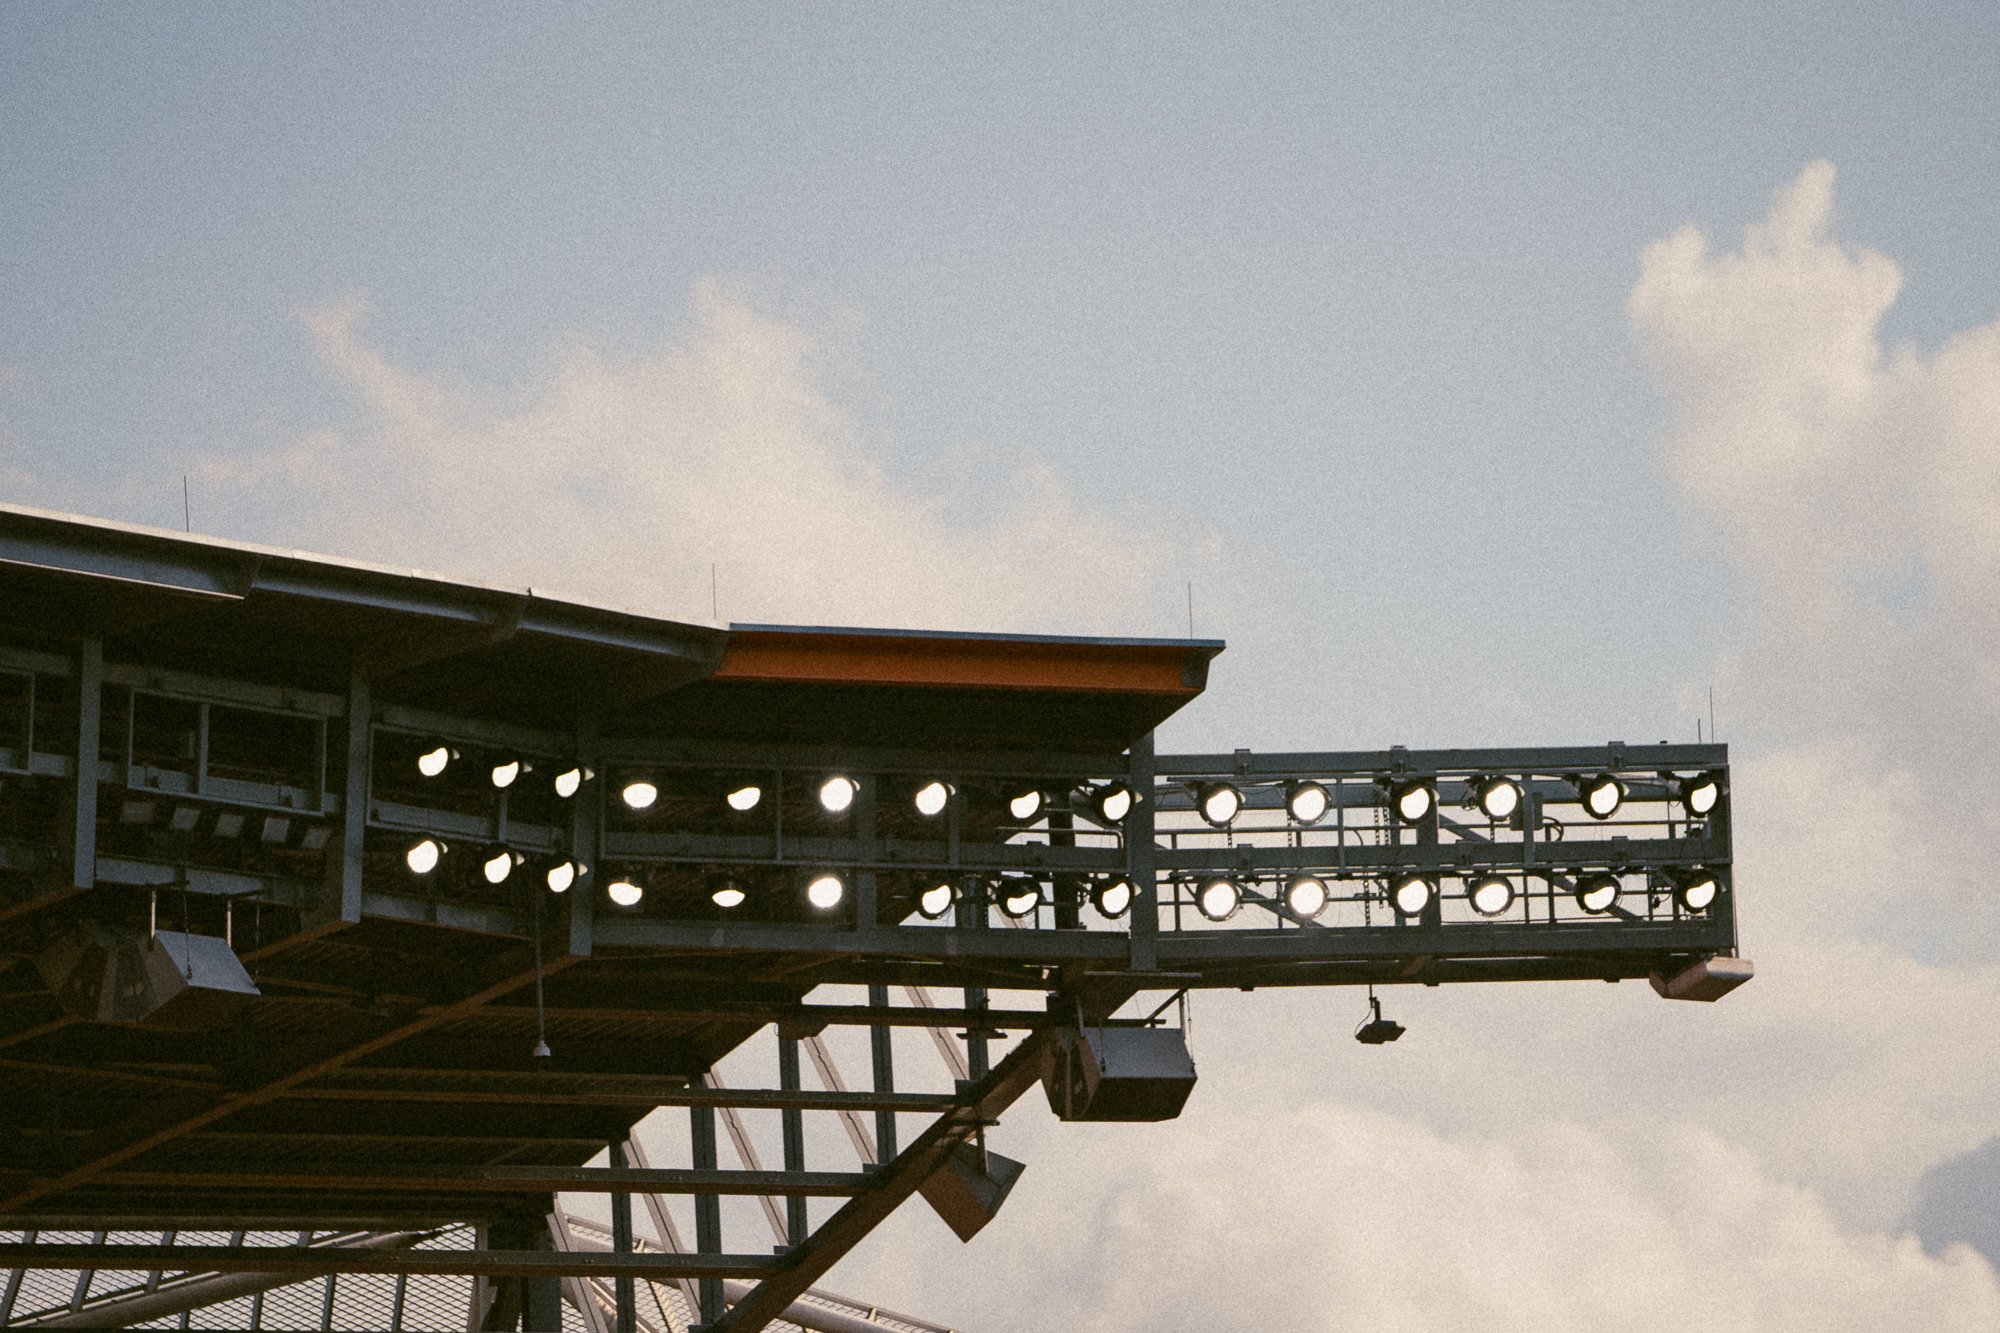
left=1574, top=873, right=1620, bottom=914
left=482, top=847, right=522, bottom=885
left=490, top=759, right=527, bottom=789
left=916, top=880, right=956, bottom=919
left=606, top=878, right=644, bottom=907
left=710, top=879, right=747, bottom=909
left=1389, top=779, right=1435, bottom=824
left=1092, top=877, right=1135, bottom=918
left=1675, top=870, right=1721, bottom=913
left=999, top=880, right=1041, bottom=919
left=913, top=781, right=952, bottom=817
left=1286, top=780, right=1331, bottom=825
left=1196, top=877, right=1241, bottom=922
left=1469, top=874, right=1516, bottom=917
left=1577, top=773, right=1625, bottom=820
left=620, top=779, right=659, bottom=811
left=1007, top=786, right=1045, bottom=822
left=1680, top=772, right=1723, bottom=818
left=1088, top=782, right=1135, bottom=824
left=552, top=765, right=592, bottom=799
left=1471, top=776, right=1521, bottom=821
left=818, top=775, right=859, bottom=815
left=1285, top=874, right=1330, bottom=919
left=546, top=859, right=582, bottom=893
left=1391, top=874, right=1434, bottom=917
left=1196, top=782, right=1243, bottom=828
left=416, top=744, right=457, bottom=778
left=806, top=873, right=846, bottom=910
left=726, top=783, right=764, bottom=813
left=405, top=837, right=445, bottom=875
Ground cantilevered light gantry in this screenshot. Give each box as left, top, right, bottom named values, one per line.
left=0, top=506, right=1746, bottom=1331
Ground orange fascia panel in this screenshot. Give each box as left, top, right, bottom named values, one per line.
left=716, top=630, right=1209, bottom=697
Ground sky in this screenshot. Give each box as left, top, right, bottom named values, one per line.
left=5, top=4, right=2000, bottom=1328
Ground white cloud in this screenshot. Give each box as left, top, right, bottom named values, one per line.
left=193, top=283, right=1178, bottom=635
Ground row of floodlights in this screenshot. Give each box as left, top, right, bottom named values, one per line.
left=399, top=832, right=1722, bottom=921
left=415, top=744, right=592, bottom=798
left=617, top=774, right=1136, bottom=824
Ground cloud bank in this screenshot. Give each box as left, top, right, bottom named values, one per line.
left=194, top=283, right=1177, bottom=635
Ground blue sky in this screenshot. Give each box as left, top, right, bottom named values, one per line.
left=6, top=5, right=2000, bottom=1327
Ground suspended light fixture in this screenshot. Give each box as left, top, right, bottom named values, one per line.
left=1196, top=782, right=1243, bottom=828
left=416, top=744, right=457, bottom=779
left=1089, top=782, right=1135, bottom=824
left=606, top=878, right=644, bottom=907
left=620, top=780, right=659, bottom=811
left=1286, top=781, right=1331, bottom=825
left=1196, top=877, right=1241, bottom=922
left=1354, top=989, right=1405, bottom=1045
left=546, top=859, right=583, bottom=893
left=1577, top=773, right=1625, bottom=820
left=1390, top=874, right=1434, bottom=917
left=1007, top=787, right=1045, bottom=822
left=405, top=837, right=446, bottom=875
left=1675, top=870, right=1721, bottom=914
left=806, top=873, right=846, bottom=910
left=1388, top=780, right=1435, bottom=824
left=1574, top=873, right=1620, bottom=914
left=725, top=783, right=764, bottom=813
left=1286, top=874, right=1330, bottom=919
left=490, top=759, right=528, bottom=789
left=913, top=781, right=952, bottom=818
left=818, top=775, right=858, bottom=816
left=552, top=766, right=592, bottom=799
left=1680, top=772, right=1723, bottom=818
left=999, top=880, right=1041, bottom=919
left=481, top=847, right=523, bottom=885
left=1468, top=874, right=1516, bottom=917
left=1471, top=776, right=1521, bottom=821
left=710, top=879, right=747, bottom=909
left=1091, top=877, right=1135, bottom=919
left=916, top=880, right=956, bottom=920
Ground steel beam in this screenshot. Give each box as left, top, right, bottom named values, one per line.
left=0, top=1244, right=778, bottom=1279
left=79, top=1167, right=874, bottom=1197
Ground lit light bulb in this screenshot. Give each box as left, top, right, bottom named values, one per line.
left=1197, top=877, right=1240, bottom=921
left=620, top=780, right=658, bottom=811
left=553, top=767, right=589, bottom=799
left=482, top=849, right=518, bottom=885
left=1575, top=874, right=1619, bottom=914
left=917, top=881, right=955, bottom=918
left=806, top=873, right=845, bottom=909
left=1008, top=789, right=1044, bottom=822
left=490, top=760, right=522, bottom=789
left=999, top=882, right=1041, bottom=918
left=1683, top=774, right=1721, bottom=817
left=1092, top=783, right=1134, bottom=823
left=1198, top=783, right=1242, bottom=828
left=1677, top=873, right=1719, bottom=913
left=405, top=838, right=443, bottom=875
left=1393, top=781, right=1434, bottom=823
left=546, top=860, right=577, bottom=893
left=1287, top=781, right=1330, bottom=825
left=1286, top=875, right=1330, bottom=919
left=726, top=784, right=763, bottom=813
left=1475, top=777, right=1521, bottom=821
left=913, top=781, right=951, bottom=817
left=1469, top=875, right=1516, bottom=917
left=416, top=745, right=453, bottom=778
left=1392, top=875, right=1433, bottom=916
left=1092, top=878, right=1134, bottom=918
left=607, top=879, right=644, bottom=907
left=710, top=881, right=746, bottom=909
left=818, top=775, right=857, bottom=815
left=1581, top=774, right=1624, bottom=819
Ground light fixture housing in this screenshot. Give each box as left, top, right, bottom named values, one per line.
left=1574, top=873, right=1620, bottom=914
left=1680, top=772, right=1723, bottom=818
left=1006, top=787, right=1045, bottom=822
left=1468, top=874, right=1517, bottom=917
left=1088, top=782, right=1135, bottom=824
left=916, top=880, right=956, bottom=919
left=913, top=780, right=952, bottom=818
left=806, top=873, right=846, bottom=910
left=817, top=775, right=858, bottom=816
left=620, top=780, right=659, bottom=811
left=1388, top=779, right=1435, bottom=824
left=606, top=878, right=644, bottom=907
left=416, top=744, right=457, bottom=779
left=404, top=837, right=446, bottom=875
left=490, top=759, right=528, bottom=789
left=1286, top=780, right=1331, bottom=825
left=1285, top=874, right=1330, bottom=919
left=1354, top=994, right=1405, bottom=1045
left=725, top=783, right=764, bottom=813
left=546, top=859, right=583, bottom=893
left=1471, top=776, right=1521, bottom=821
left=552, top=766, right=592, bottom=799
left=1577, top=773, right=1626, bottom=820
left=1196, top=782, right=1243, bottom=828
left=1091, top=877, right=1135, bottom=919
left=1196, top=877, right=1241, bottom=922
left=1390, top=874, right=1434, bottom=917
left=481, top=847, right=523, bottom=885
left=998, top=880, right=1041, bottom=919
left=1674, top=870, right=1722, bottom=914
